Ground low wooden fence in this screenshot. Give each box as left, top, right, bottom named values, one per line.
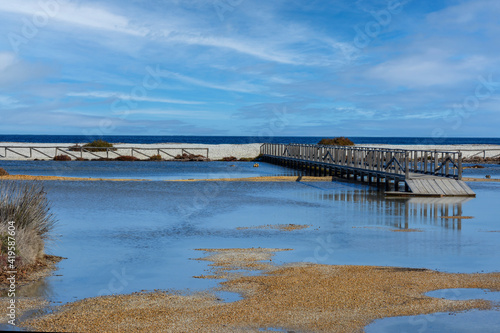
left=0, top=146, right=210, bottom=160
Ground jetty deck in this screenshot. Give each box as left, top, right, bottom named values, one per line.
left=261, top=143, right=475, bottom=197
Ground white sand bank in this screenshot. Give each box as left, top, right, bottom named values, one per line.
left=0, top=143, right=263, bottom=160
left=0, top=142, right=499, bottom=160
left=357, top=144, right=500, bottom=158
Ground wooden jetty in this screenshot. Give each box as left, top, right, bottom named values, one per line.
left=260, top=143, right=475, bottom=197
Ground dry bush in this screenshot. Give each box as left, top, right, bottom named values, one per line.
left=222, top=156, right=238, bottom=161
left=175, top=153, right=207, bottom=161
left=0, top=181, right=56, bottom=267
left=53, top=154, right=71, bottom=161
left=318, top=137, right=355, bottom=146
left=149, top=154, right=163, bottom=161
left=68, top=144, right=82, bottom=152
left=0, top=168, right=8, bottom=176
left=115, top=156, right=139, bottom=161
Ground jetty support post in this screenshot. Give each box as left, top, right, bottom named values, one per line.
left=405, top=151, right=410, bottom=180
left=458, top=152, right=462, bottom=180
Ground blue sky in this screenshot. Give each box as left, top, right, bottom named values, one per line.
left=0, top=0, right=498, bottom=137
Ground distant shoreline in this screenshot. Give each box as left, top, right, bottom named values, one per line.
left=2, top=135, right=500, bottom=146
left=1, top=142, right=500, bottom=161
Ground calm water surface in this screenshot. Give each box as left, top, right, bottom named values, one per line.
left=0, top=160, right=297, bottom=180
left=2, top=163, right=498, bottom=332
left=2, top=160, right=500, bottom=180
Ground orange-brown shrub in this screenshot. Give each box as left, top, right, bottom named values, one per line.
left=53, top=154, right=71, bottom=161
left=318, top=137, right=355, bottom=146
left=115, top=156, right=139, bottom=161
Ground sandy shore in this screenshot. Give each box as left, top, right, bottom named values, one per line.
left=0, top=142, right=262, bottom=160
left=359, top=144, right=500, bottom=158
left=0, top=175, right=333, bottom=182
left=1, top=175, right=498, bottom=183
left=0, top=255, right=63, bottom=326
left=23, top=248, right=500, bottom=333
left=1, top=142, right=500, bottom=161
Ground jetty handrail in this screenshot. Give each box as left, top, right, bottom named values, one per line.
left=260, top=143, right=463, bottom=179
left=0, top=146, right=210, bottom=160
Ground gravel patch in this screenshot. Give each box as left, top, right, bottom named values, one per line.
left=23, top=248, right=500, bottom=333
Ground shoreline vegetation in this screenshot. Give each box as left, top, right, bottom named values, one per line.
left=22, top=248, right=500, bottom=333
left=0, top=181, right=61, bottom=290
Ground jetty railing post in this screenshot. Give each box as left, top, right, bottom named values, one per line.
left=433, top=152, right=438, bottom=175
left=458, top=152, right=462, bottom=180
left=405, top=152, right=410, bottom=179
left=445, top=153, right=450, bottom=177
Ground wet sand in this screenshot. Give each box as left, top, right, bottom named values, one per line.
left=0, top=255, right=63, bottom=290
left=0, top=297, right=49, bottom=325
left=462, top=177, right=500, bottom=182
left=0, top=175, right=331, bottom=182
left=1, top=256, right=63, bottom=326
left=236, top=224, right=310, bottom=231
left=1, top=174, right=498, bottom=183
left=23, top=248, right=500, bottom=333
left=0, top=175, right=149, bottom=182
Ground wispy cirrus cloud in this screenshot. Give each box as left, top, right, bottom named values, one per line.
left=1, top=0, right=499, bottom=136
left=67, top=91, right=205, bottom=105
left=0, top=1, right=147, bottom=36
left=155, top=70, right=262, bottom=93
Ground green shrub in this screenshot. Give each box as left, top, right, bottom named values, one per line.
left=0, top=168, right=8, bottom=176
left=82, top=140, right=116, bottom=152
left=0, top=181, right=56, bottom=267
left=54, top=154, right=71, bottom=161
left=318, top=137, right=355, bottom=146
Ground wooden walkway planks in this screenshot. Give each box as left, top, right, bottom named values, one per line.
left=405, top=178, right=474, bottom=197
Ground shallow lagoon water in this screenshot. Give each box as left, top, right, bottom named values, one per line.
left=463, top=163, right=500, bottom=179
left=366, top=288, right=500, bottom=333
left=365, top=308, right=500, bottom=333
left=0, top=160, right=297, bottom=180
left=2, top=162, right=499, bottom=331
left=15, top=180, right=499, bottom=299
left=2, top=160, right=499, bottom=180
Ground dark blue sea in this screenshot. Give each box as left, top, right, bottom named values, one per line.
left=1, top=135, right=499, bottom=145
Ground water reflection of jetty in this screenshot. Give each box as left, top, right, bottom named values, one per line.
left=295, top=189, right=472, bottom=230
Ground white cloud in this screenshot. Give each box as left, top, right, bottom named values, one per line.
left=0, top=95, right=25, bottom=109
left=366, top=52, right=488, bottom=88
left=0, top=52, right=16, bottom=71
left=166, top=34, right=302, bottom=65
left=112, top=109, right=212, bottom=117
left=157, top=70, right=261, bottom=93
left=0, top=1, right=147, bottom=36
left=67, top=91, right=204, bottom=105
